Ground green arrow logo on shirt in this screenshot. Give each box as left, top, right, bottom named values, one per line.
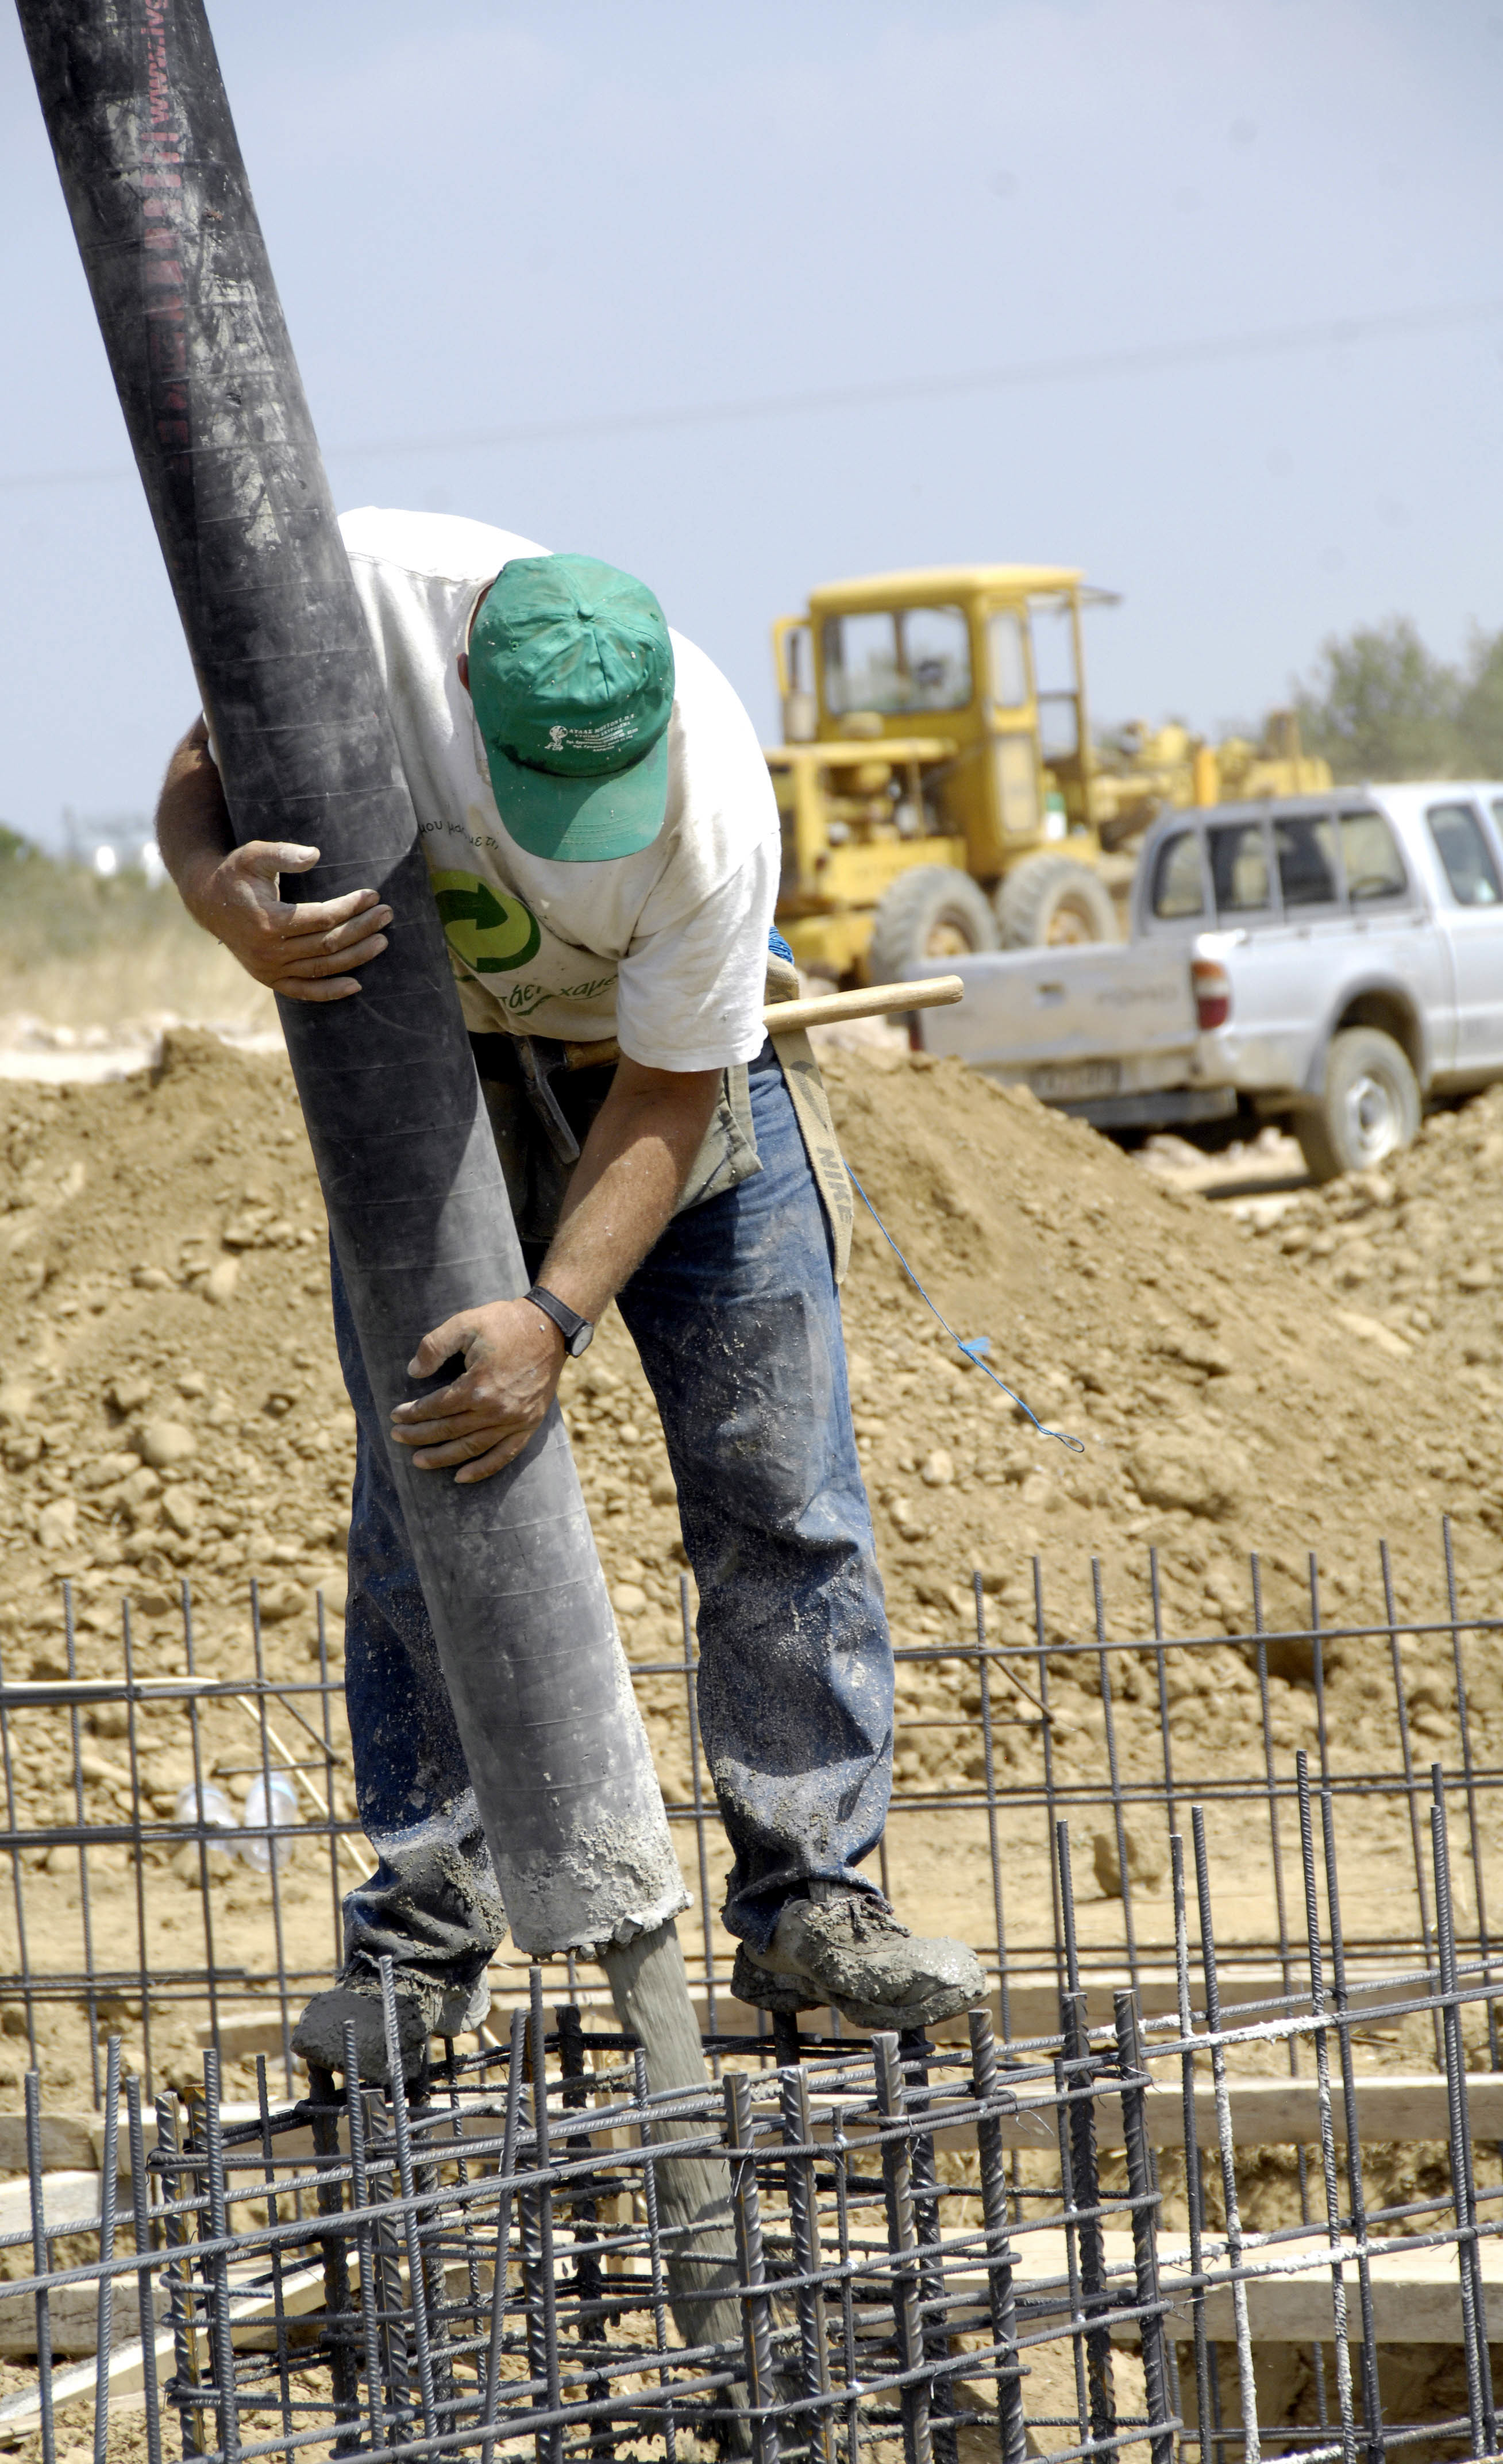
left=430, top=871, right=543, bottom=973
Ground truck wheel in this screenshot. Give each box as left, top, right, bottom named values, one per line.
left=867, top=866, right=997, bottom=982
left=996, top=854, right=1118, bottom=948
left=1295, top=1027, right=1421, bottom=1182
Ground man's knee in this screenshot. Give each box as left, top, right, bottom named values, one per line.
left=669, top=1287, right=849, bottom=1525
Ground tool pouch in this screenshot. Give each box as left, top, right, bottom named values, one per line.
left=763, top=951, right=854, bottom=1283
left=468, top=953, right=853, bottom=1280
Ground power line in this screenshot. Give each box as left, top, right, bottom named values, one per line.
left=4, top=294, right=1500, bottom=494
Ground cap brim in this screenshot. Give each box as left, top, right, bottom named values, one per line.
left=483, top=729, right=669, bottom=863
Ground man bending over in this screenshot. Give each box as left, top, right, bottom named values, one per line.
left=155, top=508, right=983, bottom=2076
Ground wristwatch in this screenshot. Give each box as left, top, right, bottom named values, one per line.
left=525, top=1284, right=595, bottom=1358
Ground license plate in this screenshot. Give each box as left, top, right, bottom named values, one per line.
left=1030, top=1060, right=1122, bottom=1100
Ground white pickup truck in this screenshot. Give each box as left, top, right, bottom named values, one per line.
left=915, top=783, right=1503, bottom=1179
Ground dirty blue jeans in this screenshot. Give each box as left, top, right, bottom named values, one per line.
left=332, top=1039, right=893, bottom=2001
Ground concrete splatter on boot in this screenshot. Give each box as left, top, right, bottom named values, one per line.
left=733, top=1885, right=985, bottom=2031
left=292, top=1969, right=491, bottom=2083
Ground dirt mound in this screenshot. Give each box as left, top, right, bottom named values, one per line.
left=1256, top=1083, right=1503, bottom=1435
left=2, top=1029, right=1500, bottom=1667
left=1, top=1033, right=1501, bottom=2101
left=0, top=1026, right=1495, bottom=1697
left=0, top=1030, right=353, bottom=1681
left=822, top=1050, right=1499, bottom=1626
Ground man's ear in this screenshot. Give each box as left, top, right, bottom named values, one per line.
left=456, top=650, right=470, bottom=695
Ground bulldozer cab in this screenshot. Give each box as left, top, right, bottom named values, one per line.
left=777, top=567, right=1106, bottom=849
left=769, top=565, right=1115, bottom=979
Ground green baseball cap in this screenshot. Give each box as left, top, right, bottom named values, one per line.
left=468, top=553, right=676, bottom=862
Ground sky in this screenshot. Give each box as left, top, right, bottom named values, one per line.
left=2, top=0, right=1501, bottom=848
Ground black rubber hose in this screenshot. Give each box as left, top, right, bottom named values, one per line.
left=16, top=0, right=683, bottom=1959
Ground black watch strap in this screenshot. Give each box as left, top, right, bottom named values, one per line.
left=526, top=1284, right=594, bottom=1358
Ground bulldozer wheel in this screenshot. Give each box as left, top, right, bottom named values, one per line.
left=867, top=866, right=997, bottom=983
left=995, top=854, right=1118, bottom=948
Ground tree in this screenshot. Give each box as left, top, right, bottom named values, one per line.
left=1456, top=625, right=1503, bottom=779
left=1294, top=617, right=1460, bottom=782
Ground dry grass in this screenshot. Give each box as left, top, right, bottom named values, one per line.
left=0, top=845, right=273, bottom=1032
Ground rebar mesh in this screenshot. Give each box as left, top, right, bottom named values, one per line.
left=2, top=1527, right=1499, bottom=2088
left=0, top=1525, right=1500, bottom=2458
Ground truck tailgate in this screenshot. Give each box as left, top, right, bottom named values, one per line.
left=916, top=944, right=1198, bottom=1095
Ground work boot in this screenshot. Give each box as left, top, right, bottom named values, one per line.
left=292, top=1969, right=491, bottom=2084
left=731, top=1886, right=985, bottom=2032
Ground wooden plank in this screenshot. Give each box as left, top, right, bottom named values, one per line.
left=0, top=2323, right=179, bottom=2420
left=0, top=2257, right=322, bottom=2375
left=0, top=2278, right=161, bottom=2362
left=920, top=2073, right=1503, bottom=2154
left=0, top=2171, right=106, bottom=2242
left=0, top=2213, right=1494, bottom=2423
left=84, top=2096, right=298, bottom=2173
left=200, top=1969, right=1432, bottom=2069
left=966, top=2227, right=1503, bottom=2346
left=1181, top=2234, right=1503, bottom=2347
left=871, top=1970, right=1448, bottom=2043
left=171, top=2068, right=1485, bottom=2158
left=192, top=2006, right=306, bottom=2062
left=10, top=2068, right=1499, bottom=2201
left=595, top=1974, right=1447, bottom=2047
left=1157, top=2226, right=1503, bottom=2347
left=0, top=2116, right=99, bottom=2173
left=194, top=2003, right=495, bottom=2062
left=1166, top=2073, right=1503, bottom=2150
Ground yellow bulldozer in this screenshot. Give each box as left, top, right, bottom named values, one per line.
left=767, top=563, right=1330, bottom=980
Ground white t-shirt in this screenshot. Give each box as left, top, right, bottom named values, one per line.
left=338, top=507, right=779, bottom=1072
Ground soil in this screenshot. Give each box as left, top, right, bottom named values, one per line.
left=0, top=1034, right=1500, bottom=2122
left=817, top=1049, right=1502, bottom=1641
left=1257, top=1081, right=1503, bottom=1403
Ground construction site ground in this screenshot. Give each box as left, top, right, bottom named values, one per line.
left=1, top=1015, right=1502, bottom=2449
left=0, top=1023, right=1499, bottom=2052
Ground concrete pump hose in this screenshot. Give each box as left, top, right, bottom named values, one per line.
left=16, top=0, right=684, bottom=1964
left=602, top=1924, right=747, bottom=2390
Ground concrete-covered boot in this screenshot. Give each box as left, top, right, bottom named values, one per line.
left=292, top=1969, right=491, bottom=2084
left=732, top=1886, right=984, bottom=2032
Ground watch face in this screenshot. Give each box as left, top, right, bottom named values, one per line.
left=569, top=1322, right=594, bottom=1357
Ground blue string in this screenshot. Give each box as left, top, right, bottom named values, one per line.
left=845, top=1164, right=1085, bottom=1456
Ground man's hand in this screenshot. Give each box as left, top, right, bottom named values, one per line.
left=390, top=1298, right=565, bottom=1483
left=156, top=722, right=392, bottom=999
left=182, top=840, right=392, bottom=1002
left=394, top=1059, right=720, bottom=1485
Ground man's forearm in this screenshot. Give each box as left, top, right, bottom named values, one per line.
left=538, top=1062, right=721, bottom=1323
left=389, top=1058, right=722, bottom=1481
left=155, top=722, right=234, bottom=915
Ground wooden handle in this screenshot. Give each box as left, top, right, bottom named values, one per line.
left=562, top=974, right=964, bottom=1072
left=762, top=973, right=965, bottom=1036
